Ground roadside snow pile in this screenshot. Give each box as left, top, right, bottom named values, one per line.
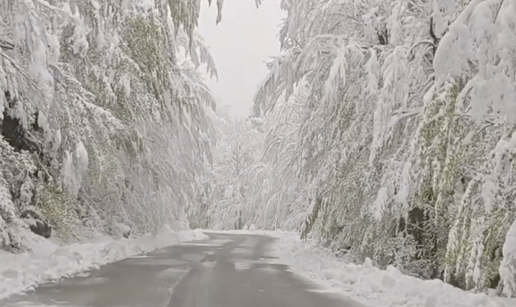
left=274, top=232, right=516, bottom=307
left=0, top=227, right=207, bottom=300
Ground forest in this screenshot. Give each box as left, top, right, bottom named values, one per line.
left=1, top=0, right=515, bottom=298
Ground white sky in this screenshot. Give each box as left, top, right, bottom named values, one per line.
left=197, top=0, right=285, bottom=117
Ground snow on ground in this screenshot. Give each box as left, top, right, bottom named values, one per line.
left=213, top=229, right=516, bottom=307
left=0, top=227, right=207, bottom=300
left=274, top=232, right=516, bottom=307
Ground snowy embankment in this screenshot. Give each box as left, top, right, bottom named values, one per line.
left=0, top=228, right=207, bottom=300
left=273, top=232, right=515, bottom=307
left=217, top=229, right=515, bottom=307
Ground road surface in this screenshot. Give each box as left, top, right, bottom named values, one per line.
left=3, top=232, right=365, bottom=307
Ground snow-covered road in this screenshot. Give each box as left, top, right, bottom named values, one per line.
left=2, top=230, right=516, bottom=307
left=3, top=232, right=362, bottom=307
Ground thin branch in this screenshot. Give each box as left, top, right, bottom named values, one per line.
left=0, top=40, right=14, bottom=50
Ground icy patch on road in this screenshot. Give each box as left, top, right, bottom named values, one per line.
left=234, top=261, right=253, bottom=271
left=126, top=258, right=187, bottom=266
left=0, top=227, right=207, bottom=300
left=181, top=253, right=208, bottom=262
left=232, top=247, right=252, bottom=257
left=180, top=238, right=232, bottom=247
left=232, top=260, right=282, bottom=273
left=202, top=261, right=216, bottom=269
left=156, top=267, right=190, bottom=279
left=181, top=243, right=219, bottom=247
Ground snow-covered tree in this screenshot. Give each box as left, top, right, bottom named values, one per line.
left=246, top=0, right=516, bottom=296
left=0, top=0, right=223, bottom=249
left=194, top=106, right=264, bottom=230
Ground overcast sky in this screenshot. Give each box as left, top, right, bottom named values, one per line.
left=198, top=0, right=285, bottom=117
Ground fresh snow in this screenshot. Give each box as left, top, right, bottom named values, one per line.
left=275, top=232, right=516, bottom=307
left=0, top=228, right=207, bottom=300
left=211, top=230, right=516, bottom=307
left=3, top=229, right=515, bottom=306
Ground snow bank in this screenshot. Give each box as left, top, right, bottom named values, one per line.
left=0, top=227, right=207, bottom=300
left=271, top=232, right=515, bottom=307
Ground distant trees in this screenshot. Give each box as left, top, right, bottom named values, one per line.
left=192, top=106, right=263, bottom=230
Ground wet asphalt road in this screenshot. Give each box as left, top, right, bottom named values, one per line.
left=3, top=232, right=365, bottom=307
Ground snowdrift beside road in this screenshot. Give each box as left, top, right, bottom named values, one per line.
left=0, top=228, right=207, bottom=300
left=272, top=231, right=515, bottom=307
